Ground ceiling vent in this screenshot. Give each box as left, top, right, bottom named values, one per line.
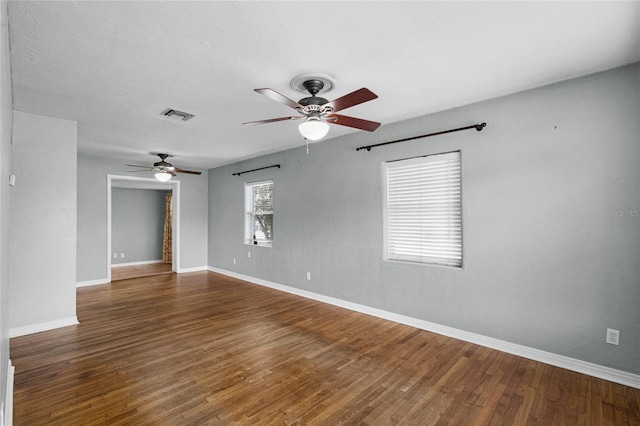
left=160, top=108, right=195, bottom=121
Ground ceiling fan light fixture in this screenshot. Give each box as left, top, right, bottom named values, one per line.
left=298, top=117, right=330, bottom=141
left=155, top=171, right=172, bottom=182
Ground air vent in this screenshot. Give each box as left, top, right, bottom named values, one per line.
left=160, top=108, right=195, bottom=121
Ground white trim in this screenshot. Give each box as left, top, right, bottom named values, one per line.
left=4, top=360, right=14, bottom=426
left=244, top=180, right=274, bottom=246
left=207, top=266, right=640, bottom=389
left=177, top=266, right=208, bottom=273
left=9, top=317, right=79, bottom=338
left=76, top=278, right=109, bottom=288
left=111, top=260, right=163, bottom=268
left=107, top=175, right=181, bottom=283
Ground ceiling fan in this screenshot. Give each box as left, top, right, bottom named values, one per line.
left=243, top=75, right=381, bottom=141
left=127, top=153, right=201, bottom=182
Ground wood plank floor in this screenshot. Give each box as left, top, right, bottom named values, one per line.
left=10, top=272, right=640, bottom=425
left=111, top=262, right=173, bottom=281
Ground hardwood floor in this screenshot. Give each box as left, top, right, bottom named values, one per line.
left=10, top=272, right=640, bottom=425
left=111, top=262, right=173, bottom=281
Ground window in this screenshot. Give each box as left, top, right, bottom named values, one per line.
left=383, top=151, right=462, bottom=267
left=245, top=180, right=273, bottom=246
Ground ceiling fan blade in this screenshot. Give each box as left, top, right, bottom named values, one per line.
left=175, top=168, right=202, bottom=175
left=326, top=114, right=381, bottom=132
left=126, top=164, right=152, bottom=168
left=243, top=116, right=303, bottom=126
left=128, top=169, right=153, bottom=173
left=324, top=88, right=378, bottom=113
left=255, top=88, right=304, bottom=110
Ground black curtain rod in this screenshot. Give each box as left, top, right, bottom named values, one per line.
left=356, top=123, right=486, bottom=152
left=233, top=164, right=280, bottom=176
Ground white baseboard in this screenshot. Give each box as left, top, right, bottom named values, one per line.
left=9, top=316, right=79, bottom=338
left=111, top=259, right=163, bottom=268
left=177, top=266, right=208, bottom=273
left=3, top=359, right=14, bottom=426
left=76, top=278, right=109, bottom=288
left=207, top=266, right=640, bottom=389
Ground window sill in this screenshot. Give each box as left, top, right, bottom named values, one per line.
left=383, top=258, right=463, bottom=270
left=246, top=242, right=272, bottom=248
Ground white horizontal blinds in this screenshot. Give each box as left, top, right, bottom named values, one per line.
left=245, top=180, right=273, bottom=245
left=385, top=151, right=462, bottom=267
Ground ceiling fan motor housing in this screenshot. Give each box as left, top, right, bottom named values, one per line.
left=299, top=80, right=334, bottom=117
left=299, top=96, right=329, bottom=107
left=299, top=80, right=331, bottom=114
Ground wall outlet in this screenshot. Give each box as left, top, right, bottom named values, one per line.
left=247, top=251, right=251, bottom=258
left=120, top=253, right=125, bottom=258
left=606, top=328, right=620, bottom=345
left=113, top=253, right=118, bottom=259
left=233, top=258, right=237, bottom=265
left=306, top=272, right=311, bottom=280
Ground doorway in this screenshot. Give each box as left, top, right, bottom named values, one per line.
left=107, top=175, right=180, bottom=282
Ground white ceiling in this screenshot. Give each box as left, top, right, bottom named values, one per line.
left=7, top=1, right=640, bottom=170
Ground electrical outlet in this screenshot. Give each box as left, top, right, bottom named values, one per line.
left=113, top=253, right=117, bottom=259
left=233, top=258, right=237, bottom=265
left=606, top=328, right=620, bottom=345
left=120, top=253, right=125, bottom=258
left=248, top=251, right=251, bottom=258
left=306, top=272, right=311, bottom=280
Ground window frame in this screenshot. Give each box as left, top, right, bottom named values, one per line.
left=244, top=179, right=274, bottom=247
left=382, top=151, right=463, bottom=268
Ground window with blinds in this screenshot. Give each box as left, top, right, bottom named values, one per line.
left=383, top=151, right=462, bottom=267
left=245, top=180, right=273, bottom=246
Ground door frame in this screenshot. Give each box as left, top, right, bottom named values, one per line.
left=106, top=174, right=180, bottom=282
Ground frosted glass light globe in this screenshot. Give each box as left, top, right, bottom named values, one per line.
left=298, top=118, right=329, bottom=141
left=155, top=172, right=172, bottom=182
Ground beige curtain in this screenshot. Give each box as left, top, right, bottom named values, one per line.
left=162, top=192, right=173, bottom=264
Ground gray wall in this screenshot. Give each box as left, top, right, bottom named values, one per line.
left=111, top=188, right=168, bottom=265
left=0, top=0, right=12, bottom=408
left=10, top=111, right=77, bottom=329
left=77, top=154, right=208, bottom=282
left=209, top=63, right=640, bottom=375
